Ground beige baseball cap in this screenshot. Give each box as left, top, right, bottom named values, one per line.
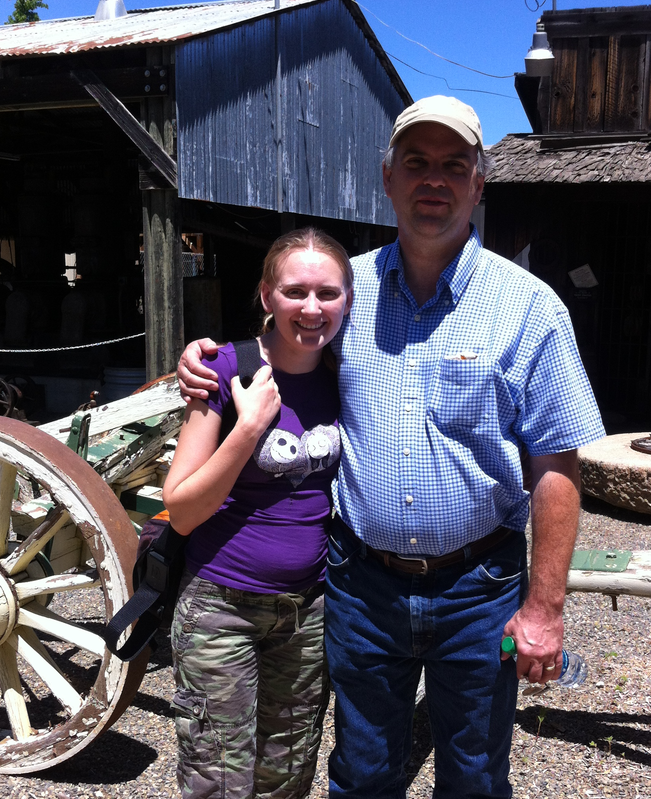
left=388, top=95, right=484, bottom=152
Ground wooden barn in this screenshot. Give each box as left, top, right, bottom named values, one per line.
left=485, top=4, right=651, bottom=432
left=0, top=0, right=410, bottom=417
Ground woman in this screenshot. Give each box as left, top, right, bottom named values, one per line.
left=163, top=228, right=353, bottom=799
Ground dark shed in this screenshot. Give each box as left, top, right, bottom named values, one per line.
left=0, top=0, right=410, bottom=415
left=485, top=5, right=651, bottom=432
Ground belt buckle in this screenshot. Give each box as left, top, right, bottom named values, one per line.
left=395, top=555, right=429, bottom=576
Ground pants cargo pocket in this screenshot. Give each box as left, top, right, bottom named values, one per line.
left=172, top=688, right=221, bottom=765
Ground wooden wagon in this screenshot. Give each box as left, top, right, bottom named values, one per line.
left=0, top=377, right=184, bottom=773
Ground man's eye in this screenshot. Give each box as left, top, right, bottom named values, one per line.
left=286, top=290, right=305, bottom=298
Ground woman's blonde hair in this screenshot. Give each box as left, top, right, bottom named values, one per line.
left=256, top=228, right=353, bottom=334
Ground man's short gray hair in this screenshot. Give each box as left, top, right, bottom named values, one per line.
left=382, top=146, right=495, bottom=178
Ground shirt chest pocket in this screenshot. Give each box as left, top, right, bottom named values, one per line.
left=428, top=357, right=497, bottom=432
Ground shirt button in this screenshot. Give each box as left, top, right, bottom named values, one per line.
left=405, top=404, right=412, bottom=412
left=414, top=314, right=421, bottom=322
left=410, top=537, right=418, bottom=545
left=193, top=706, right=201, bottom=716
left=394, top=291, right=399, bottom=298
left=182, top=623, right=193, bottom=633
left=444, top=299, right=450, bottom=306
left=406, top=495, right=413, bottom=504
left=408, top=359, right=416, bottom=368
left=403, top=448, right=410, bottom=456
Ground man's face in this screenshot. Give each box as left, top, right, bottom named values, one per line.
left=382, top=122, right=484, bottom=246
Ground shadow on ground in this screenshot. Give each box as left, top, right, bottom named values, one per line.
left=517, top=705, right=651, bottom=765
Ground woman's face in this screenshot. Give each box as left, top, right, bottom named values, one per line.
left=260, top=248, right=352, bottom=356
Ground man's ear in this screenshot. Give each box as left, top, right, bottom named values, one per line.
left=473, top=174, right=485, bottom=206
left=382, top=162, right=392, bottom=199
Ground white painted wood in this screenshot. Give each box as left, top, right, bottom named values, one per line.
left=0, top=508, right=70, bottom=577
left=8, top=630, right=83, bottom=715
left=17, top=603, right=106, bottom=658
left=0, top=644, right=31, bottom=741
left=15, top=571, right=100, bottom=601
left=567, top=550, right=651, bottom=597
left=38, top=378, right=185, bottom=442
left=0, top=464, right=17, bottom=558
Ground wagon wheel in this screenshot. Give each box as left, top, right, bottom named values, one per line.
left=0, top=417, right=149, bottom=774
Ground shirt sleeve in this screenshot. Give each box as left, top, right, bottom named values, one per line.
left=514, top=302, right=605, bottom=456
left=201, top=343, right=237, bottom=419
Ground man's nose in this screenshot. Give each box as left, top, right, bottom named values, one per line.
left=423, top=163, right=445, bottom=187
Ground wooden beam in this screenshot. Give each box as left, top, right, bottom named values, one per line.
left=0, top=66, right=172, bottom=110
left=71, top=67, right=177, bottom=189
left=140, top=46, right=184, bottom=381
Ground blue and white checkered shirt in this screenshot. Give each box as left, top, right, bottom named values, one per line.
left=330, top=227, right=605, bottom=557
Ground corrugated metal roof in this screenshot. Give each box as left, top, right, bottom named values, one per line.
left=0, top=0, right=318, bottom=56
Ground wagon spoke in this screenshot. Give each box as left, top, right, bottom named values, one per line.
left=0, top=463, right=17, bottom=558
left=0, top=643, right=31, bottom=741
left=0, top=506, right=70, bottom=577
left=8, top=629, right=83, bottom=715
left=15, top=570, right=100, bottom=602
left=17, top=603, right=106, bottom=658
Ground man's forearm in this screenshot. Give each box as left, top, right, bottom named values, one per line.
left=502, top=449, right=580, bottom=682
left=527, top=451, right=581, bottom=612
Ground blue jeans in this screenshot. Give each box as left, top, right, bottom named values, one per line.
left=325, top=517, right=528, bottom=799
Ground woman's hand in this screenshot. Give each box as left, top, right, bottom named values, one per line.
left=231, top=365, right=281, bottom=438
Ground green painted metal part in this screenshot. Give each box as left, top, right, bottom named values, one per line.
left=570, top=549, right=633, bottom=572
left=65, top=412, right=91, bottom=460
left=120, top=490, right=166, bottom=517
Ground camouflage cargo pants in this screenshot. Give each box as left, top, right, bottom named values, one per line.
left=171, top=570, right=330, bottom=799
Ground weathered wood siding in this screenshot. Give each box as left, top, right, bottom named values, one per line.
left=539, top=8, right=651, bottom=135
left=175, top=0, right=405, bottom=225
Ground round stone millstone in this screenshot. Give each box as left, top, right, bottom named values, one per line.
left=579, top=433, right=651, bottom=514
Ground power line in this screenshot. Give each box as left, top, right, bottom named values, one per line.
left=386, top=52, right=519, bottom=100
left=353, top=1, right=514, bottom=80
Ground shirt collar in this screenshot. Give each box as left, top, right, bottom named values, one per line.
left=381, top=224, right=483, bottom=307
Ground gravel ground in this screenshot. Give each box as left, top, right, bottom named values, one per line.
left=2, top=494, right=651, bottom=799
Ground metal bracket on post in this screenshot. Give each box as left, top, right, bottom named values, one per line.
left=66, top=412, right=91, bottom=461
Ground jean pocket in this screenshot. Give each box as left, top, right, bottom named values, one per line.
left=326, top=534, right=350, bottom=569
left=477, top=559, right=526, bottom=585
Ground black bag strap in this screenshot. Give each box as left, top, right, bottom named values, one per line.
left=104, top=522, right=186, bottom=661
left=103, top=339, right=261, bottom=662
left=220, top=339, right=261, bottom=439
left=232, top=339, right=261, bottom=388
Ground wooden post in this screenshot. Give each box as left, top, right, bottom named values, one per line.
left=141, top=46, right=184, bottom=381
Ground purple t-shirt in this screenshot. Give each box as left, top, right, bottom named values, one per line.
left=184, top=342, right=340, bottom=593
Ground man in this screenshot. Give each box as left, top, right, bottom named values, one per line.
left=177, top=96, right=605, bottom=798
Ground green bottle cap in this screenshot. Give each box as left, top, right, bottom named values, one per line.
left=501, top=636, right=517, bottom=656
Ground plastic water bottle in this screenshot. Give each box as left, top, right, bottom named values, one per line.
left=501, top=636, right=587, bottom=687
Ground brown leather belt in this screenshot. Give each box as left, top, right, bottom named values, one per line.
left=338, top=519, right=514, bottom=576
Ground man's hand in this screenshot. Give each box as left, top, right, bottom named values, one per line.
left=177, top=338, right=220, bottom=402
left=502, top=449, right=580, bottom=684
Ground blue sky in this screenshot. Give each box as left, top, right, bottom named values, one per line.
left=14, top=0, right=647, bottom=144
